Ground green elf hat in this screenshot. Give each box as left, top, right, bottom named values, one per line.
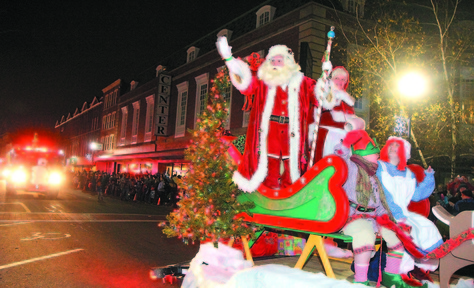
left=342, top=130, right=380, bottom=156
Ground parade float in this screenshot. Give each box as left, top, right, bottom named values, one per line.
left=160, top=28, right=474, bottom=288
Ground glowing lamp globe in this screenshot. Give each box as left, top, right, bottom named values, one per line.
left=90, top=142, right=98, bottom=150
left=398, top=72, right=427, bottom=98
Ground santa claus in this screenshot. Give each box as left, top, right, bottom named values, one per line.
left=309, top=65, right=365, bottom=164
left=216, top=37, right=318, bottom=192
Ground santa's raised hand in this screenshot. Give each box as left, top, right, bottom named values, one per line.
left=216, top=36, right=233, bottom=60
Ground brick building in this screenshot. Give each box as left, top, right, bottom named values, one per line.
left=55, top=97, right=102, bottom=171
left=56, top=0, right=369, bottom=175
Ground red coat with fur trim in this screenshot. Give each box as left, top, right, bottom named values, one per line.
left=230, top=60, right=317, bottom=192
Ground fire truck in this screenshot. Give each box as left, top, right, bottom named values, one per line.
left=3, top=144, right=65, bottom=199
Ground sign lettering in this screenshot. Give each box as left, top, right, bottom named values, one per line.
left=155, top=72, right=171, bottom=136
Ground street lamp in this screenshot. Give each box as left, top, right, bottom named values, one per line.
left=90, top=142, right=99, bottom=151
left=89, top=142, right=102, bottom=170
left=398, top=72, right=427, bottom=99
left=397, top=71, right=429, bottom=168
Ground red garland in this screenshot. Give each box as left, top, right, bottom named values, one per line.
left=375, top=215, right=424, bottom=258
left=374, top=214, right=474, bottom=259
left=343, top=214, right=474, bottom=260
left=241, top=52, right=264, bottom=112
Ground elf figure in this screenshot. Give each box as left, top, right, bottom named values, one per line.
left=377, top=136, right=443, bottom=287
left=216, top=37, right=318, bottom=191
left=335, top=130, right=403, bottom=285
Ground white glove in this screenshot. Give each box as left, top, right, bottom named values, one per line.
left=322, top=61, right=332, bottom=73
left=216, top=36, right=232, bottom=60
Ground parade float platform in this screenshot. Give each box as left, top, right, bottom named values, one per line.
left=252, top=253, right=472, bottom=288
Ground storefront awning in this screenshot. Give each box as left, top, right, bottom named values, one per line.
left=94, top=150, right=187, bottom=162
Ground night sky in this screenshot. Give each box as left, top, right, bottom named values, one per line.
left=1, top=0, right=472, bottom=135
left=0, top=0, right=267, bottom=133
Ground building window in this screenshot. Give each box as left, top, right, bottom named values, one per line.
left=217, top=67, right=232, bottom=130
left=217, top=29, right=233, bottom=41
left=461, top=78, right=474, bottom=124
left=120, top=106, right=128, bottom=145
left=111, top=112, right=116, bottom=128
left=354, top=97, right=363, bottom=109
left=144, top=95, right=155, bottom=142
left=105, top=114, right=108, bottom=129
left=187, top=46, right=200, bottom=63
left=113, top=90, right=118, bottom=105
left=348, top=0, right=355, bottom=13
left=104, top=95, right=108, bottom=109
left=255, top=5, right=276, bottom=28
left=180, top=91, right=188, bottom=126
left=109, top=134, right=114, bottom=150
left=132, top=101, right=140, bottom=143
left=175, top=81, right=189, bottom=138
left=259, top=12, right=269, bottom=26
left=199, top=84, right=208, bottom=113
left=104, top=136, right=109, bottom=151
left=243, top=110, right=251, bottom=127
left=102, top=116, right=106, bottom=130
left=194, top=73, right=209, bottom=127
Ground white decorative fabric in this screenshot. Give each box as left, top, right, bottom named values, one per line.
left=183, top=243, right=368, bottom=288
left=379, top=161, right=442, bottom=273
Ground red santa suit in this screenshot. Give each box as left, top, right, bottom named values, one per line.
left=310, top=66, right=365, bottom=164
left=227, top=45, right=318, bottom=192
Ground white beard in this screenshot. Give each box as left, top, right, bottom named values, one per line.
left=258, top=60, right=300, bottom=87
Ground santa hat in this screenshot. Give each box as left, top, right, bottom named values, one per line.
left=331, top=66, right=349, bottom=91
left=266, top=45, right=296, bottom=63
left=380, top=136, right=411, bottom=171
left=342, top=130, right=379, bottom=156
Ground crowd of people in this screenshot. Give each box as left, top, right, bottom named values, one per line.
left=428, top=175, right=474, bottom=241
left=71, top=170, right=181, bottom=206
left=430, top=176, right=474, bottom=216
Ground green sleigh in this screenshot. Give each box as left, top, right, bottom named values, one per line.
left=224, top=135, right=350, bottom=234
left=223, top=135, right=350, bottom=277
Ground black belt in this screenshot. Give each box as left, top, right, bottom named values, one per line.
left=270, top=115, right=289, bottom=124
left=349, top=201, right=376, bottom=213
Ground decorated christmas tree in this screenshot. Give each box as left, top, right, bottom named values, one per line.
left=163, top=68, right=255, bottom=246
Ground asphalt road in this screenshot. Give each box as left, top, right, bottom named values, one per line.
left=0, top=186, right=199, bottom=288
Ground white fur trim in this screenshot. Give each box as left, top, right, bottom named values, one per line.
left=330, top=110, right=349, bottom=122
left=344, top=115, right=366, bottom=131
left=266, top=45, right=293, bottom=60
left=232, top=82, right=276, bottom=192
left=387, top=136, right=411, bottom=160
left=323, top=129, right=347, bottom=158
left=227, top=58, right=252, bottom=92
left=318, top=81, right=355, bottom=111
left=288, top=72, right=304, bottom=182
left=316, top=79, right=338, bottom=110
left=333, top=88, right=355, bottom=106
